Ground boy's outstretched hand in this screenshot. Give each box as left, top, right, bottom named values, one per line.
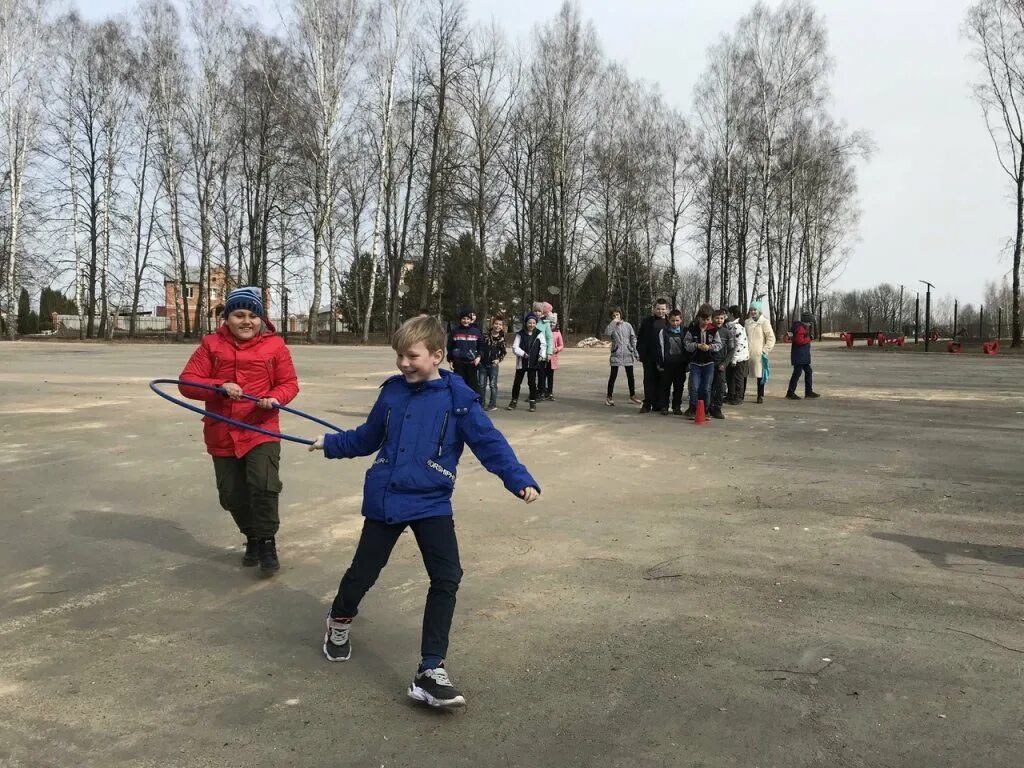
left=518, top=487, right=540, bottom=504
left=308, top=436, right=325, bottom=452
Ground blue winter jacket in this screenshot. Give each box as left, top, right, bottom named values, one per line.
left=322, top=369, right=539, bottom=524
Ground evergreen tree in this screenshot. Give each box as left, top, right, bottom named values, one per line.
left=38, top=287, right=79, bottom=331
left=17, top=289, right=31, bottom=335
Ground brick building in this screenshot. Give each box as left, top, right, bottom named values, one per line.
left=163, top=267, right=269, bottom=333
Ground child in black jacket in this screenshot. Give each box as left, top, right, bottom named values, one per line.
left=447, top=308, right=482, bottom=394
left=478, top=317, right=507, bottom=411
left=656, top=309, right=689, bottom=415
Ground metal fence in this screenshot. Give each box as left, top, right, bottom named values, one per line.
left=54, top=314, right=171, bottom=332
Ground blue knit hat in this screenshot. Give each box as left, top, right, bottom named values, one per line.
left=524, top=312, right=538, bottom=323
left=223, top=286, right=265, bottom=318
left=458, top=307, right=473, bottom=319
left=749, top=300, right=763, bottom=313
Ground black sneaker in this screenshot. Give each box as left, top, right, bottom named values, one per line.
left=242, top=536, right=259, bottom=567
left=323, top=616, right=352, bottom=662
left=672, top=408, right=683, bottom=416
left=258, top=537, right=280, bottom=573
left=528, top=400, right=537, bottom=412
left=659, top=408, right=670, bottom=416
left=506, top=400, right=517, bottom=410
left=486, top=404, right=498, bottom=412
left=805, top=391, right=821, bottom=399
left=546, top=394, right=556, bottom=402
left=683, top=407, right=695, bottom=419
left=785, top=392, right=801, bottom=400
left=756, top=396, right=764, bottom=404
left=408, top=665, right=466, bottom=708
left=711, top=409, right=725, bottom=420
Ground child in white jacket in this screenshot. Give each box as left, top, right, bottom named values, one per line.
left=727, top=305, right=750, bottom=404
left=507, top=313, right=547, bottom=412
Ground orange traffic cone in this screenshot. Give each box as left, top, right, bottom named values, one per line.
left=694, top=399, right=707, bottom=425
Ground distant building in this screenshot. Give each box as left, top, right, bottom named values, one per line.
left=163, top=267, right=270, bottom=333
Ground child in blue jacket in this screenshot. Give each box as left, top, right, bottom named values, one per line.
left=310, top=315, right=540, bottom=709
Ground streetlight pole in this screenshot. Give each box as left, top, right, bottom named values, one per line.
left=919, top=280, right=935, bottom=352
left=914, top=294, right=920, bottom=344
left=898, top=283, right=904, bottom=333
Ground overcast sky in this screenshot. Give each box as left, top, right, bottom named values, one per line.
left=85, top=0, right=1010, bottom=305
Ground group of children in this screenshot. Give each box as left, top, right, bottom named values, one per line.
left=605, top=298, right=819, bottom=419
left=179, top=287, right=539, bottom=710
left=177, top=286, right=817, bottom=712
left=445, top=302, right=565, bottom=414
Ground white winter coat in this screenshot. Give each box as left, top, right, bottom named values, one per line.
left=745, top=314, right=776, bottom=378
left=729, top=319, right=750, bottom=363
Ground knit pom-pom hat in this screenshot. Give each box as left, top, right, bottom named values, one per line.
left=223, top=286, right=264, bottom=318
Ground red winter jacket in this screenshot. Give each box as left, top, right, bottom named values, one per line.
left=178, top=323, right=300, bottom=458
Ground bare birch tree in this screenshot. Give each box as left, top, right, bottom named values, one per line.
left=292, top=0, right=361, bottom=342
left=0, top=0, right=52, bottom=339
left=966, top=0, right=1024, bottom=347
left=140, top=0, right=189, bottom=339
left=361, top=0, right=412, bottom=341
left=738, top=0, right=829, bottom=325
left=455, top=23, right=514, bottom=313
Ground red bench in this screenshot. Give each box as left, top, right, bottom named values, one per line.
left=841, top=331, right=880, bottom=347
left=876, top=333, right=906, bottom=347
left=947, top=341, right=962, bottom=354
left=841, top=331, right=904, bottom=348
left=983, top=340, right=1000, bottom=355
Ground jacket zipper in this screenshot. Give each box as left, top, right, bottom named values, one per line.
left=436, top=411, right=449, bottom=456
left=378, top=409, right=391, bottom=450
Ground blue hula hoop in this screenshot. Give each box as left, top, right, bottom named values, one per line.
left=149, top=378, right=344, bottom=447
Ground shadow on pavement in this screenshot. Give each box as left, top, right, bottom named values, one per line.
left=69, top=509, right=231, bottom=563
left=873, top=532, right=1024, bottom=570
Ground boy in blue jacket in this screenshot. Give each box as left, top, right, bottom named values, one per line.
left=310, top=315, right=540, bottom=709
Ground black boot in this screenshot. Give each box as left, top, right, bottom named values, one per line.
left=506, top=399, right=517, bottom=410
left=242, top=536, right=259, bottom=567
left=258, top=537, right=280, bottom=573
left=786, top=392, right=801, bottom=400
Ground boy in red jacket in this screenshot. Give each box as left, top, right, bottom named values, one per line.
left=178, top=287, right=300, bottom=573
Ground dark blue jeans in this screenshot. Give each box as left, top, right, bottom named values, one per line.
left=688, top=363, right=714, bottom=409
left=331, top=516, right=463, bottom=661
left=788, top=364, right=813, bottom=395
left=478, top=363, right=500, bottom=407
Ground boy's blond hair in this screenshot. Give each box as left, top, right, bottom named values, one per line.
left=392, top=315, right=446, bottom=354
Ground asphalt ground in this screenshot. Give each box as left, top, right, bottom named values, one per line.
left=1, top=341, right=1023, bottom=768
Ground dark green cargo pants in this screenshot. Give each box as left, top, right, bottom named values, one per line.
left=212, top=442, right=282, bottom=538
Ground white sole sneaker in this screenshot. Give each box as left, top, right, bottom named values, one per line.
left=407, top=682, right=466, bottom=708
left=322, top=617, right=352, bottom=662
